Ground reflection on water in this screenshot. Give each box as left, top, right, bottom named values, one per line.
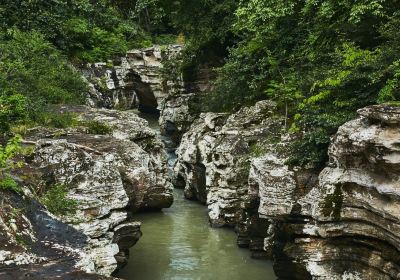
left=116, top=189, right=276, bottom=280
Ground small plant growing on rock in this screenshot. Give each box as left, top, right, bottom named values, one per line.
left=36, top=112, right=79, bottom=129
left=41, top=184, right=77, bottom=216
left=0, top=136, right=23, bottom=193
left=85, top=120, right=113, bottom=135
left=0, top=176, right=22, bottom=193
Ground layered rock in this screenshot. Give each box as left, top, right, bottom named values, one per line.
left=249, top=105, right=400, bottom=279
left=83, top=45, right=182, bottom=113
left=0, top=106, right=173, bottom=277
left=159, top=67, right=214, bottom=147
left=174, top=101, right=283, bottom=229
left=0, top=190, right=118, bottom=280
left=83, top=45, right=213, bottom=148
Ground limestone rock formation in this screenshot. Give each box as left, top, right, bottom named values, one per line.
left=82, top=45, right=183, bottom=113
left=0, top=106, right=173, bottom=277
left=0, top=190, right=120, bottom=280
left=174, top=100, right=283, bottom=228
left=249, top=105, right=400, bottom=279
left=83, top=45, right=213, bottom=148
left=159, top=67, right=214, bottom=147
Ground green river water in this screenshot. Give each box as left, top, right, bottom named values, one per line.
left=116, top=111, right=276, bottom=280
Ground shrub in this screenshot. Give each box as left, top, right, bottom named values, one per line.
left=85, top=120, right=113, bottom=135
left=0, top=136, right=23, bottom=193
left=0, top=30, right=87, bottom=134
left=0, top=176, right=22, bottom=193
left=34, top=112, right=79, bottom=129
left=41, top=184, right=77, bottom=216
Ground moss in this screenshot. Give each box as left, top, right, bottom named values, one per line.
left=249, top=143, right=267, bottom=158
left=97, top=76, right=110, bottom=92
left=321, top=185, right=344, bottom=220
left=106, top=61, right=114, bottom=68
left=15, top=233, right=28, bottom=247
left=383, top=101, right=400, bottom=106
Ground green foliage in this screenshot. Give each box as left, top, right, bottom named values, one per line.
left=0, top=136, right=22, bottom=172
left=0, top=91, right=28, bottom=133
left=170, top=0, right=400, bottom=167
left=0, top=0, right=154, bottom=62
left=321, top=185, right=344, bottom=220
left=35, top=112, right=79, bottom=129
left=41, top=184, right=77, bottom=216
left=0, top=176, right=22, bottom=193
left=84, top=120, right=113, bottom=135
left=0, top=30, right=87, bottom=134
left=0, top=136, right=23, bottom=193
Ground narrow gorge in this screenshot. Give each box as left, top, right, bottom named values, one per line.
left=1, top=43, right=399, bottom=280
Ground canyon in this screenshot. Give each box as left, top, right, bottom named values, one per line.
left=0, top=45, right=399, bottom=280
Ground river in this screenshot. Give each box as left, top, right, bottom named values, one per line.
left=116, top=111, right=276, bottom=280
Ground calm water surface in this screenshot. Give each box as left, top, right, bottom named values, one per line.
left=116, top=189, right=276, bottom=280
left=117, top=110, right=276, bottom=280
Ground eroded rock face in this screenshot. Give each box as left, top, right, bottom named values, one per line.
left=159, top=67, right=214, bottom=147
left=83, top=46, right=213, bottom=148
left=249, top=105, right=400, bottom=279
left=174, top=101, right=283, bottom=229
left=83, top=45, right=182, bottom=113
left=0, top=106, right=173, bottom=277
left=0, top=190, right=118, bottom=280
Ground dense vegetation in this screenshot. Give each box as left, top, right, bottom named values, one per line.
left=0, top=0, right=174, bottom=188
left=1, top=0, right=399, bottom=170
left=159, top=0, right=400, bottom=167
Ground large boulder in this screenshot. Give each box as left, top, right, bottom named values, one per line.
left=0, top=189, right=122, bottom=280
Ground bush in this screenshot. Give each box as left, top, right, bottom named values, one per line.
left=0, top=90, right=29, bottom=133
left=41, top=184, right=77, bottom=216
left=34, top=112, right=79, bottom=129
left=0, top=30, right=87, bottom=134
left=0, top=176, right=22, bottom=193
left=0, top=30, right=87, bottom=105
left=84, top=120, right=113, bottom=135
left=0, top=136, right=23, bottom=193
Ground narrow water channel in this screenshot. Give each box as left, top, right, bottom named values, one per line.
left=116, top=111, right=276, bottom=280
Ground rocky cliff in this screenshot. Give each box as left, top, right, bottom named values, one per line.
left=0, top=106, right=173, bottom=278
left=83, top=45, right=212, bottom=148
left=174, top=101, right=282, bottom=229
left=249, top=105, right=400, bottom=279
left=174, top=103, right=400, bottom=279
left=83, top=45, right=182, bottom=112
